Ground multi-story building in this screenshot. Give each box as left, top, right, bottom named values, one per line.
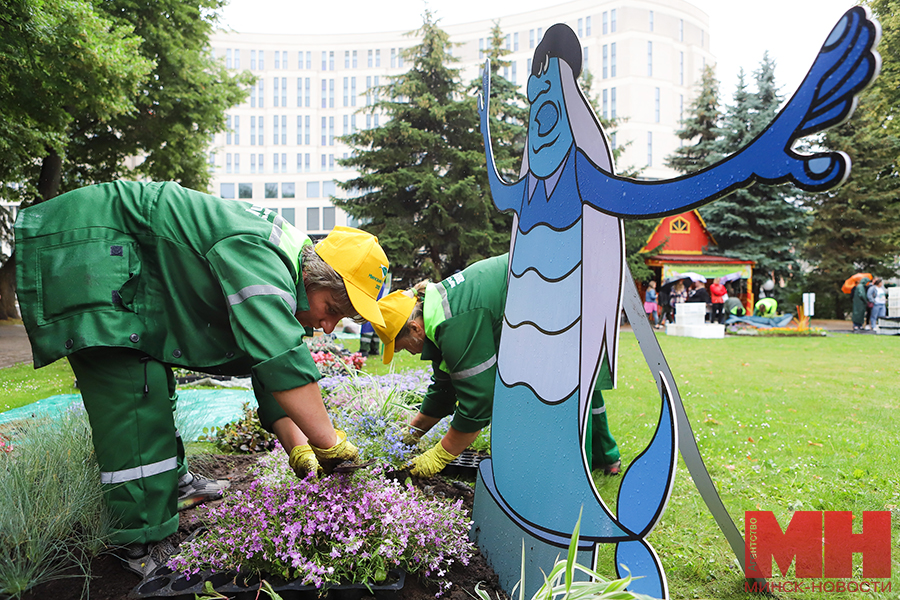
left=208, top=0, right=713, bottom=237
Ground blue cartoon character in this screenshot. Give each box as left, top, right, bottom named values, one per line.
left=475, top=8, right=879, bottom=598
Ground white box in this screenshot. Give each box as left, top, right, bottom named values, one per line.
left=675, top=302, right=706, bottom=325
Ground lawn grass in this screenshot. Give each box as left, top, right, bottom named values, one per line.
left=3, top=331, right=898, bottom=598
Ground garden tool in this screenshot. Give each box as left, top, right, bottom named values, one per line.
left=310, top=429, right=359, bottom=474
left=407, top=441, right=459, bottom=478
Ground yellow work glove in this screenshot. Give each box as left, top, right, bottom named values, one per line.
left=408, top=441, right=459, bottom=478
left=310, top=429, right=359, bottom=474
left=401, top=425, right=427, bottom=446
left=288, top=444, right=321, bottom=479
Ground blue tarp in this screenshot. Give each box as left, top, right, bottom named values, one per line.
left=0, top=389, right=256, bottom=442
left=724, top=314, right=795, bottom=328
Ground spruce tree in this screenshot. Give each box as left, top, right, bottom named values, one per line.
left=698, top=55, right=810, bottom=297
left=804, top=93, right=900, bottom=318
left=665, top=65, right=721, bottom=173
left=337, top=13, right=512, bottom=285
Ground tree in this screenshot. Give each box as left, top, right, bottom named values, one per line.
left=866, top=0, right=900, bottom=137
left=665, top=65, right=721, bottom=174
left=804, top=94, right=900, bottom=318
left=59, top=0, right=254, bottom=194
left=0, top=0, right=153, bottom=204
left=337, top=13, right=513, bottom=285
left=698, top=55, right=811, bottom=298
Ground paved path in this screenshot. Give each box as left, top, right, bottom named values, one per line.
left=0, top=322, right=32, bottom=369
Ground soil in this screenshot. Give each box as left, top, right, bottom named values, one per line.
left=19, top=454, right=506, bottom=600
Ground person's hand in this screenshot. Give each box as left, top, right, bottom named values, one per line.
left=288, top=444, right=321, bottom=479
left=310, top=429, right=359, bottom=474
left=400, top=425, right=426, bottom=446
left=407, top=441, right=459, bottom=478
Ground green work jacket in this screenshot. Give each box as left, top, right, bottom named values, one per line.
left=419, top=254, right=509, bottom=433
left=15, top=180, right=318, bottom=429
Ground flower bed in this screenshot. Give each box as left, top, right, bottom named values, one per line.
left=169, top=447, right=473, bottom=596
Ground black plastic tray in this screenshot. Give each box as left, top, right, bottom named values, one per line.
left=441, top=450, right=486, bottom=479
left=130, top=566, right=405, bottom=600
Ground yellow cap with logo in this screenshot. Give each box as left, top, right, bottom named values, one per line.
left=371, top=290, right=417, bottom=364
left=314, top=226, right=388, bottom=327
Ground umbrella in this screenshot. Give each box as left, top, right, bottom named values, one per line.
left=679, top=272, right=707, bottom=283
left=841, top=272, right=873, bottom=294
left=720, top=272, right=743, bottom=284
left=660, top=274, right=692, bottom=292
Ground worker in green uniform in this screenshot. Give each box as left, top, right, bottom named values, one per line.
left=371, top=254, right=620, bottom=478
left=754, top=297, right=778, bottom=317
left=15, top=180, right=382, bottom=577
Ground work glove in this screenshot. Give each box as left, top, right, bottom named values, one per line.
left=401, top=425, right=427, bottom=446
left=288, top=444, right=321, bottom=479
left=310, top=429, right=360, bottom=474
left=407, top=441, right=459, bottom=478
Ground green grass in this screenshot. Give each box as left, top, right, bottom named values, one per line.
left=5, top=332, right=899, bottom=598
left=0, top=360, right=77, bottom=412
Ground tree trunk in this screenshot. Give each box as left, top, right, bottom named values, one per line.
left=38, top=150, right=62, bottom=201
left=0, top=252, right=18, bottom=321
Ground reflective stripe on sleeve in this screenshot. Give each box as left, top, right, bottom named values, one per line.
left=100, top=457, right=178, bottom=485
left=592, top=406, right=607, bottom=415
left=228, top=285, right=297, bottom=313
left=449, top=355, right=497, bottom=380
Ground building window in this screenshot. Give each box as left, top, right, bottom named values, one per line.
left=352, top=50, right=357, bottom=68
left=649, top=11, right=654, bottom=31
left=282, top=182, right=295, bottom=199
left=367, top=49, right=373, bottom=67
left=479, top=37, right=484, bottom=61
left=298, top=50, right=304, bottom=69
left=296, top=153, right=302, bottom=172
left=233, top=115, right=240, bottom=145
left=307, top=207, right=320, bottom=231
left=328, top=116, right=334, bottom=145
left=307, top=181, right=320, bottom=198
left=680, top=52, right=684, bottom=85
left=281, top=153, right=287, bottom=172
left=281, top=77, right=287, bottom=106
left=611, top=9, right=616, bottom=33
left=351, top=114, right=356, bottom=133
left=647, top=41, right=653, bottom=77
left=670, top=217, right=690, bottom=234
left=226, top=48, right=233, bottom=69
left=602, top=45, right=608, bottom=79
left=257, top=50, right=263, bottom=70
left=225, top=153, right=232, bottom=173
left=529, top=29, right=535, bottom=48
left=250, top=116, right=256, bottom=146
left=304, top=78, right=310, bottom=107
left=655, top=88, right=660, bottom=122
left=251, top=84, right=257, bottom=108
left=282, top=207, right=295, bottom=225
left=220, top=183, right=235, bottom=198
left=321, top=79, right=327, bottom=108
left=281, top=115, right=287, bottom=145
left=343, top=114, right=349, bottom=136
left=611, top=43, right=616, bottom=77
left=251, top=153, right=257, bottom=173
left=611, top=132, right=617, bottom=151
left=578, top=18, right=583, bottom=38
left=586, top=15, right=591, bottom=36
left=375, top=49, right=380, bottom=67
left=233, top=49, right=241, bottom=70
left=323, top=206, right=336, bottom=230
left=391, top=48, right=396, bottom=68
left=273, top=115, right=279, bottom=145
left=611, top=87, right=617, bottom=119
left=512, top=61, right=517, bottom=84
left=265, top=182, right=278, bottom=198
left=329, top=50, right=334, bottom=70
left=679, top=94, right=684, bottom=121
left=257, top=118, right=263, bottom=146
left=273, top=78, right=279, bottom=107
left=272, top=153, right=279, bottom=173
left=323, top=180, right=336, bottom=196
left=680, top=19, right=684, bottom=42
left=226, top=115, right=233, bottom=145
left=274, top=51, right=280, bottom=69
left=239, top=182, right=252, bottom=198
left=251, top=49, right=257, bottom=70
left=351, top=77, right=356, bottom=107
left=321, top=51, right=327, bottom=71
left=583, top=47, right=589, bottom=69
left=257, top=153, right=263, bottom=173
left=537, top=27, right=543, bottom=43
left=329, top=78, right=334, bottom=108
left=602, top=89, right=608, bottom=119
left=305, top=153, right=310, bottom=171
left=602, top=12, right=607, bottom=35
left=345, top=50, right=350, bottom=69
left=514, top=32, right=519, bottom=51
left=647, top=132, right=653, bottom=167
left=258, top=79, right=264, bottom=108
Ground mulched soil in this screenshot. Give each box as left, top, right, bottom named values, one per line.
left=19, top=454, right=506, bottom=600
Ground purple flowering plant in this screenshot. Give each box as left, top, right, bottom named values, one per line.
left=169, top=445, right=473, bottom=596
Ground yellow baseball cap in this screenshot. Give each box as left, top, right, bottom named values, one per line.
left=315, top=226, right=388, bottom=327
left=371, top=290, right=417, bottom=364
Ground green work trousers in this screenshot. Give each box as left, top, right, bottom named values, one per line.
left=68, top=347, right=187, bottom=545
left=585, top=389, right=620, bottom=469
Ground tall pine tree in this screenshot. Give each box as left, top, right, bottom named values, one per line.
left=337, top=13, right=513, bottom=285
left=804, top=93, right=900, bottom=318
left=699, top=55, right=810, bottom=297
left=665, top=65, right=721, bottom=173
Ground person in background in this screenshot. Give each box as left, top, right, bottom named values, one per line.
left=15, top=181, right=382, bottom=576
left=643, top=280, right=661, bottom=329
left=668, top=280, right=687, bottom=323
left=723, top=291, right=746, bottom=318
left=755, top=296, right=779, bottom=317
left=372, top=254, right=622, bottom=478
left=709, top=278, right=727, bottom=324
left=851, top=276, right=870, bottom=332
left=868, top=278, right=886, bottom=332
left=686, top=280, right=711, bottom=323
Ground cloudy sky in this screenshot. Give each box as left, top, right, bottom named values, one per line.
left=218, top=0, right=862, bottom=99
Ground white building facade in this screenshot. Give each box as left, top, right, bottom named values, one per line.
left=208, top=0, right=713, bottom=237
